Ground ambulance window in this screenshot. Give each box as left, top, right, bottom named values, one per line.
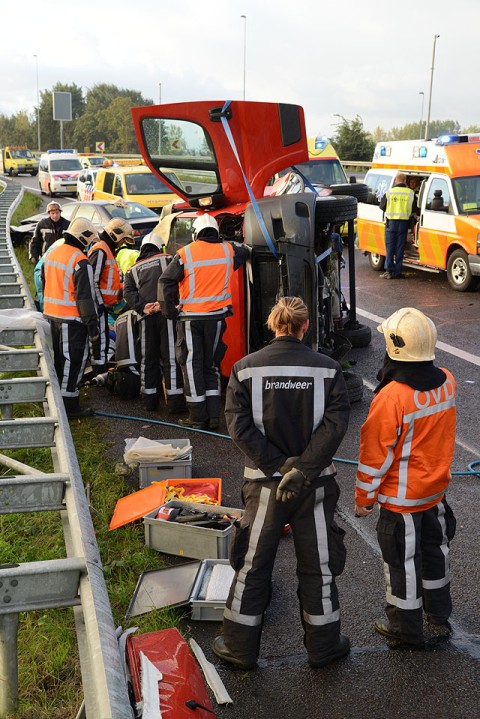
left=425, top=178, right=450, bottom=212
left=452, top=177, right=480, bottom=214
left=364, top=173, right=391, bottom=206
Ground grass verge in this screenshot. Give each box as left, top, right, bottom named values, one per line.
left=2, top=192, right=185, bottom=718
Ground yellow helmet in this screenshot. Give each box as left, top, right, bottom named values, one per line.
left=65, top=218, right=98, bottom=248
left=378, top=307, right=437, bottom=362
left=104, top=218, right=135, bottom=246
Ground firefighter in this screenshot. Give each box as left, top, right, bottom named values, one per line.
left=355, top=307, right=457, bottom=649
left=159, top=213, right=251, bottom=430
left=212, top=296, right=351, bottom=670
left=29, top=201, right=70, bottom=264
left=123, top=233, right=185, bottom=413
left=379, top=172, right=414, bottom=279
left=42, top=218, right=101, bottom=419
left=88, top=218, right=135, bottom=369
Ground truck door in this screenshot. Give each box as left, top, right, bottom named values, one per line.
left=416, top=175, right=456, bottom=268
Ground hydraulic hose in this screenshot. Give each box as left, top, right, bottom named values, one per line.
left=93, top=410, right=480, bottom=478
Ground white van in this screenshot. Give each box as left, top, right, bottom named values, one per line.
left=38, top=149, right=83, bottom=197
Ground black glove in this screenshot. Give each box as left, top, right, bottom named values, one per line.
left=276, top=468, right=310, bottom=502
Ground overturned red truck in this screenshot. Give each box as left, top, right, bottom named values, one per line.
left=131, top=100, right=370, bottom=400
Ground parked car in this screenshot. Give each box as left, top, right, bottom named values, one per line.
left=10, top=200, right=160, bottom=248
left=94, top=165, right=182, bottom=213
left=76, top=168, right=98, bottom=200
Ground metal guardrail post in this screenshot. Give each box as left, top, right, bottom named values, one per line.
left=0, top=179, right=133, bottom=718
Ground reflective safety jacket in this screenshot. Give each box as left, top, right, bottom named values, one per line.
left=177, top=240, right=235, bottom=315
left=43, top=242, right=98, bottom=324
left=355, top=369, right=457, bottom=513
left=384, top=185, right=414, bottom=220
left=88, top=238, right=122, bottom=307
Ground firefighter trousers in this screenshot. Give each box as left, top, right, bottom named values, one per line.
left=223, top=478, right=346, bottom=666
left=175, top=318, right=227, bottom=423
left=376, top=499, right=456, bottom=642
left=50, top=320, right=90, bottom=399
left=140, top=314, right=184, bottom=408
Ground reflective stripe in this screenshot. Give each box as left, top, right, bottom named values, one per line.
left=227, top=486, right=270, bottom=626
left=403, top=398, right=456, bottom=423
left=244, top=463, right=336, bottom=480
left=303, top=609, right=340, bottom=626
left=377, top=489, right=445, bottom=507
left=183, top=320, right=205, bottom=402
left=312, top=485, right=334, bottom=618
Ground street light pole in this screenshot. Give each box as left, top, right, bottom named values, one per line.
left=158, top=82, right=162, bottom=104
left=33, top=54, right=41, bottom=151
left=419, top=91, right=425, bottom=138
left=241, top=14, right=247, bottom=100
left=425, top=34, right=440, bottom=140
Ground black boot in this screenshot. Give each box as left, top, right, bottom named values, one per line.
left=63, top=397, right=93, bottom=419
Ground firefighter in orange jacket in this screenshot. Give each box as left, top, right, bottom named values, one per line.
left=355, top=307, right=457, bottom=648
left=88, top=218, right=135, bottom=368
left=42, top=218, right=101, bottom=419
left=159, top=214, right=250, bottom=430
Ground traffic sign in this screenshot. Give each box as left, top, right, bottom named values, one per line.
left=96, top=142, right=105, bottom=153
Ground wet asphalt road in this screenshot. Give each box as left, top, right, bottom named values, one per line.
left=85, top=250, right=480, bottom=719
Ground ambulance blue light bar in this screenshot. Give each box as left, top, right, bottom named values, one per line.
left=46, top=148, right=77, bottom=154
left=314, top=135, right=328, bottom=150
left=435, top=134, right=480, bottom=146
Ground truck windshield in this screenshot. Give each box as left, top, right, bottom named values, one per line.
left=12, top=149, right=33, bottom=159
left=452, top=176, right=480, bottom=214
left=50, top=159, right=82, bottom=171
left=125, top=173, right=175, bottom=195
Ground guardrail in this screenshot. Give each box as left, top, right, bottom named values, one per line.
left=0, top=180, right=132, bottom=718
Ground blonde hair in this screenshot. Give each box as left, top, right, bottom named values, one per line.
left=267, top=296, right=309, bottom=336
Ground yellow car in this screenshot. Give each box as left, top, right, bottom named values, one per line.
left=78, top=153, right=109, bottom=169
left=93, top=165, right=181, bottom=214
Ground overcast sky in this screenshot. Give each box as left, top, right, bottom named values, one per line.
left=2, top=0, right=478, bottom=139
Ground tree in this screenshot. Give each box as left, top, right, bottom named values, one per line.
left=332, top=115, right=375, bottom=162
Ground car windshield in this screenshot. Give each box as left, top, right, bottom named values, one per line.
left=88, top=156, right=105, bottom=166
left=104, top=202, right=159, bottom=220
left=125, top=172, right=175, bottom=195
left=452, top=176, right=480, bottom=214
left=140, top=117, right=220, bottom=197
left=50, top=159, right=82, bottom=171
left=291, top=159, right=347, bottom=186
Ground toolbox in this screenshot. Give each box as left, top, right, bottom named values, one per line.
left=143, top=499, right=243, bottom=559
left=126, top=559, right=235, bottom=621
left=137, top=439, right=192, bottom=489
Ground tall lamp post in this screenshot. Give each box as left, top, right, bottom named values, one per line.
left=33, top=54, right=41, bottom=152
left=241, top=14, right=247, bottom=100
left=425, top=34, right=440, bottom=140
left=158, top=82, right=162, bottom=104
left=419, top=91, right=425, bottom=138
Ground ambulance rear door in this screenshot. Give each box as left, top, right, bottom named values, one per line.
left=416, top=174, right=457, bottom=268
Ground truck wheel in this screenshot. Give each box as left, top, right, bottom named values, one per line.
left=315, top=195, right=357, bottom=225
left=338, top=323, right=372, bottom=348
left=31, top=170, right=38, bottom=177
left=330, top=183, right=369, bottom=203
left=368, top=252, right=385, bottom=271
left=343, top=370, right=364, bottom=404
left=447, top=249, right=477, bottom=291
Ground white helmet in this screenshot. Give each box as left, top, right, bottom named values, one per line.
left=66, top=218, right=98, bottom=248
left=141, top=232, right=164, bottom=252
left=377, top=307, right=437, bottom=362
left=104, top=218, right=135, bottom=246
left=47, top=201, right=62, bottom=213
left=192, top=213, right=219, bottom=240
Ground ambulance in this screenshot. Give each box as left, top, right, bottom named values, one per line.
left=0, top=146, right=38, bottom=176
left=357, top=134, right=480, bottom=291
